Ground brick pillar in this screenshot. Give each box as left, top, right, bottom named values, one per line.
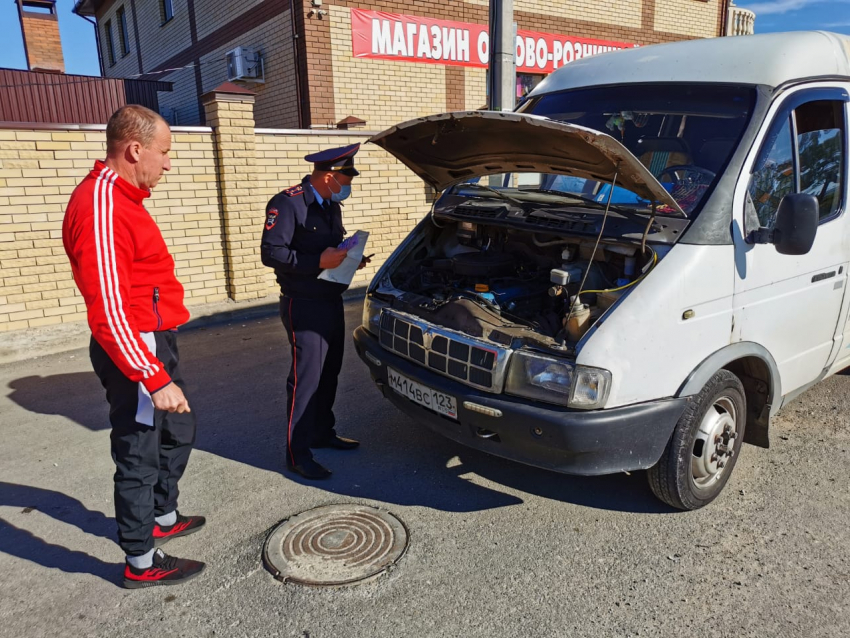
left=202, top=83, right=266, bottom=302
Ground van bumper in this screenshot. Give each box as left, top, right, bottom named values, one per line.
left=353, top=326, right=689, bottom=476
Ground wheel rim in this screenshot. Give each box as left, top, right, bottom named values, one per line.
left=691, top=395, right=738, bottom=488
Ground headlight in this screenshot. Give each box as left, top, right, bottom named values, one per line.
left=505, top=351, right=574, bottom=405
left=362, top=295, right=386, bottom=336
left=504, top=350, right=611, bottom=410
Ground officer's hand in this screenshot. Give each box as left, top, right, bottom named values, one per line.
left=152, top=382, right=191, bottom=414
left=358, top=254, right=373, bottom=270
left=320, top=247, right=348, bottom=269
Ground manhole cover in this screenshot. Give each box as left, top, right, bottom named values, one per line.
left=263, top=504, right=409, bottom=586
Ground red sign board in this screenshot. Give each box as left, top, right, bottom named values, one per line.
left=351, top=8, right=637, bottom=74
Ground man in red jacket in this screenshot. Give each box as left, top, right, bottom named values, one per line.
left=63, top=105, right=206, bottom=589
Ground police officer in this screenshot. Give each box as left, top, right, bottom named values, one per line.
left=261, top=144, right=368, bottom=480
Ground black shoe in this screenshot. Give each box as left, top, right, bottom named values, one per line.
left=286, top=457, right=332, bottom=480
left=312, top=435, right=360, bottom=450
left=153, top=512, right=206, bottom=547
left=123, top=549, right=206, bottom=589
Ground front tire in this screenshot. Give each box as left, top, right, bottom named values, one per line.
left=648, top=370, right=746, bottom=510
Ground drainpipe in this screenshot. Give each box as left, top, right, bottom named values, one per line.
left=719, top=0, right=730, bottom=37
left=289, top=0, right=304, bottom=128
left=81, top=15, right=105, bottom=76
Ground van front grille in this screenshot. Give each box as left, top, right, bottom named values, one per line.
left=379, top=310, right=510, bottom=392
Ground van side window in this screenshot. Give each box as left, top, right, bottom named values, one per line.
left=748, top=116, right=794, bottom=227
left=748, top=98, right=846, bottom=229
left=796, top=100, right=844, bottom=220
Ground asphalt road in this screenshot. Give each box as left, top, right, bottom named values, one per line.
left=1, top=300, right=848, bottom=638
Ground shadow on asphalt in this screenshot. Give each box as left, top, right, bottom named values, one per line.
left=0, top=482, right=120, bottom=586
left=4, top=306, right=671, bottom=575
left=8, top=308, right=670, bottom=513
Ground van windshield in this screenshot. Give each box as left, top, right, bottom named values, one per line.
left=516, top=84, right=756, bottom=216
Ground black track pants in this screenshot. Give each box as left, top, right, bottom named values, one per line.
left=90, top=331, right=196, bottom=556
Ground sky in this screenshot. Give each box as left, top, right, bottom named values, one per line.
left=0, top=0, right=100, bottom=76
left=0, top=0, right=848, bottom=77
left=735, top=0, right=850, bottom=34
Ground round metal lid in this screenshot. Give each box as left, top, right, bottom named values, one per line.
left=263, top=504, right=409, bottom=586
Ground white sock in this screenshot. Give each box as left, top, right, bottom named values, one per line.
left=155, top=511, right=177, bottom=527
left=126, top=548, right=155, bottom=569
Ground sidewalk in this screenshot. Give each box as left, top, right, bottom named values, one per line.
left=1, top=299, right=849, bottom=638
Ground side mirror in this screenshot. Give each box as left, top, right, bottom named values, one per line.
left=773, top=193, right=819, bottom=255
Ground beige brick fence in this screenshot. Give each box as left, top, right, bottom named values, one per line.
left=0, top=87, right=432, bottom=346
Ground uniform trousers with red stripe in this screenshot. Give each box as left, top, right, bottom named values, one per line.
left=279, top=295, right=345, bottom=466
left=90, top=331, right=196, bottom=557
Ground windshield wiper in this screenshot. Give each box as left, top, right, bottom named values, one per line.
left=524, top=188, right=607, bottom=207
left=523, top=188, right=643, bottom=213
left=454, top=182, right=523, bottom=206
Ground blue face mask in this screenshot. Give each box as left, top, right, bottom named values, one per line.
left=330, top=175, right=352, bottom=202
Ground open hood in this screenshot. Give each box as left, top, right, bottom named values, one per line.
left=369, top=111, right=686, bottom=217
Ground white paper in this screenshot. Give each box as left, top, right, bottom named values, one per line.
left=318, top=230, right=369, bottom=286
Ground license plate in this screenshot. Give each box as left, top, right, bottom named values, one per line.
left=387, top=367, right=457, bottom=420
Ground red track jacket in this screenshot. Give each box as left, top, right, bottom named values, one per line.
left=63, top=161, right=189, bottom=393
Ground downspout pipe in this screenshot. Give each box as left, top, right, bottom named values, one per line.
left=719, top=0, right=730, bottom=36
left=81, top=14, right=105, bottom=77
left=289, top=0, right=304, bottom=128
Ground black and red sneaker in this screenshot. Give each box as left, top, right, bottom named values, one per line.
left=153, top=512, right=206, bottom=547
left=123, top=549, right=206, bottom=589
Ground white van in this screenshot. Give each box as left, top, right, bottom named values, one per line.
left=353, top=31, right=850, bottom=510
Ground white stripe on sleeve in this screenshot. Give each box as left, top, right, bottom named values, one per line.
left=103, top=170, right=160, bottom=376
left=93, top=168, right=154, bottom=378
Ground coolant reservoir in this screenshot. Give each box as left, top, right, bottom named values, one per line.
left=566, top=303, right=591, bottom=342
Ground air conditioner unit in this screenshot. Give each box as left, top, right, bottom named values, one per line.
left=226, top=46, right=264, bottom=83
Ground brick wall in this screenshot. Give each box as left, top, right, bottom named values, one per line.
left=654, top=0, right=721, bottom=38
left=465, top=67, right=487, bottom=111
left=307, top=0, right=725, bottom=128
left=0, top=112, right=434, bottom=334
left=198, top=13, right=300, bottom=130
left=194, top=0, right=267, bottom=41
left=99, top=0, right=194, bottom=78
left=98, top=1, right=144, bottom=77
left=0, top=126, right=228, bottom=333
left=158, top=66, right=202, bottom=126
left=255, top=130, right=433, bottom=293
left=328, top=5, right=447, bottom=130
left=93, top=0, right=723, bottom=131
left=102, top=0, right=299, bottom=129
left=464, top=0, right=645, bottom=29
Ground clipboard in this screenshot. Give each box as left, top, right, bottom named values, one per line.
left=317, top=230, right=370, bottom=286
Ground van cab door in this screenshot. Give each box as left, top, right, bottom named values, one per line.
left=733, top=86, right=849, bottom=397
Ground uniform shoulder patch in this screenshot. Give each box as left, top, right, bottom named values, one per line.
left=283, top=184, right=304, bottom=197
left=265, top=208, right=279, bottom=230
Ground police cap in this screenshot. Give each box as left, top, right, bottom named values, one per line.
left=305, top=143, right=360, bottom=177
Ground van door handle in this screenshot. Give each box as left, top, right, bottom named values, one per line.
left=812, top=271, right=837, bottom=283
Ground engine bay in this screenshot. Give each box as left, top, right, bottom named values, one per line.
left=384, top=217, right=658, bottom=352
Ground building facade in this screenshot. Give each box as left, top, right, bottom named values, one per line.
left=73, top=0, right=733, bottom=130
